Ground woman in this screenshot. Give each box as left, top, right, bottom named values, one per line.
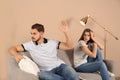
left=74, top=28, right=110, bottom=80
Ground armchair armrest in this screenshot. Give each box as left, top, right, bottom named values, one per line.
left=103, top=59, right=115, bottom=73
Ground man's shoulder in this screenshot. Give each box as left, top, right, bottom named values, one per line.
left=22, top=41, right=34, bottom=45
left=46, top=39, right=59, bottom=46
left=47, top=39, right=58, bottom=42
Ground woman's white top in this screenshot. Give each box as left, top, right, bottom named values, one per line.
left=74, top=40, right=88, bottom=68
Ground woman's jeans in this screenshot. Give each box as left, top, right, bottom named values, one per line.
left=87, top=45, right=103, bottom=62
left=39, top=64, right=80, bottom=80
left=75, top=46, right=110, bottom=80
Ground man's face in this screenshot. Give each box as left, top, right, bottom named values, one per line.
left=31, top=29, right=43, bottom=42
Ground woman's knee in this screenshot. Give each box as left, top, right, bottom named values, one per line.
left=98, top=61, right=107, bottom=69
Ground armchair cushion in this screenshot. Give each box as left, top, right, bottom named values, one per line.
left=103, top=59, right=115, bottom=73
left=18, top=55, right=40, bottom=76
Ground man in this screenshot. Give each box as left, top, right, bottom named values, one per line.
left=9, top=21, right=80, bottom=80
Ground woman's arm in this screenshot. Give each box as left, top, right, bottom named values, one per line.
left=90, top=31, right=104, bottom=50
left=81, top=42, right=97, bottom=58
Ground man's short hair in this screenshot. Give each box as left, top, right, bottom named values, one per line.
left=31, top=23, right=44, bottom=32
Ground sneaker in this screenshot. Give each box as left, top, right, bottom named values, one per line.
left=108, top=71, right=115, bottom=77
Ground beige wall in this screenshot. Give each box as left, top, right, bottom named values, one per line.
left=1, top=0, right=120, bottom=79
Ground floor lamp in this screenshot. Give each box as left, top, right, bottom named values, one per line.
left=80, top=15, right=119, bottom=59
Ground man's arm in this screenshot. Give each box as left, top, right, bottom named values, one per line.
left=9, top=45, right=24, bottom=63
left=59, top=21, right=73, bottom=50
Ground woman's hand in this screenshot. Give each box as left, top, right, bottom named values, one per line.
left=90, top=31, right=104, bottom=50
left=90, top=31, right=95, bottom=40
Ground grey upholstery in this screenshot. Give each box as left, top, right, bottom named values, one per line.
left=8, top=49, right=115, bottom=80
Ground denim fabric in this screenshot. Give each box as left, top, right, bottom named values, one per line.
left=75, top=46, right=110, bottom=80
left=39, top=64, right=80, bottom=80
left=87, top=46, right=103, bottom=62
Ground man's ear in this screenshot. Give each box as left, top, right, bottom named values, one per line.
left=40, top=32, right=44, bottom=37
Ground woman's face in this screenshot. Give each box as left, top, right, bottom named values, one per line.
left=83, top=32, right=91, bottom=42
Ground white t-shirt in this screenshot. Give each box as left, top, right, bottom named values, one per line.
left=22, top=38, right=64, bottom=71
left=74, top=40, right=88, bottom=68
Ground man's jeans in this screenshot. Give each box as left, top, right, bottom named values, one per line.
left=75, top=46, right=110, bottom=80
left=39, top=64, right=80, bottom=80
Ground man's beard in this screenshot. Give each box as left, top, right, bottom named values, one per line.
left=33, top=36, right=41, bottom=45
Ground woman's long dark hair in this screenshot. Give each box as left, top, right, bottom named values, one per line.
left=78, top=28, right=94, bottom=44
